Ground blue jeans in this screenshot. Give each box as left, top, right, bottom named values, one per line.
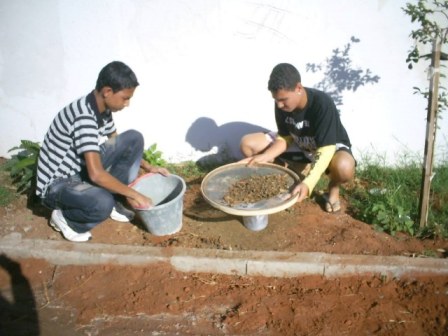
left=42, top=129, right=144, bottom=233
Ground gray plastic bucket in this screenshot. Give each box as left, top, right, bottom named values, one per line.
left=242, top=215, right=269, bottom=231
left=129, top=173, right=186, bottom=236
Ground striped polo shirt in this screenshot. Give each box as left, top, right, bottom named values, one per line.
left=36, top=91, right=116, bottom=197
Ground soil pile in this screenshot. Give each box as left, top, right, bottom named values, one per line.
left=223, top=173, right=290, bottom=205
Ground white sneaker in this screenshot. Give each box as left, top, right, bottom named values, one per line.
left=50, top=210, right=92, bottom=242
left=110, top=207, right=130, bottom=222
left=110, top=203, right=134, bottom=222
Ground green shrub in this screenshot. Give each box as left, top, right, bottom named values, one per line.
left=143, top=143, right=167, bottom=167
left=3, top=140, right=41, bottom=194
left=352, top=185, right=415, bottom=236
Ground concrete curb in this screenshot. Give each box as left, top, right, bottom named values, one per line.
left=1, top=233, right=447, bottom=278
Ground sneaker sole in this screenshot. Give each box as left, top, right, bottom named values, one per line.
left=50, top=218, right=92, bottom=241
left=49, top=219, right=62, bottom=232
left=110, top=213, right=131, bottom=222
left=110, top=207, right=132, bottom=222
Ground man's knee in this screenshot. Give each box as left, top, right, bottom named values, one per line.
left=240, top=134, right=253, bottom=156
left=240, top=132, right=270, bottom=157
left=121, top=129, right=144, bottom=151
left=338, top=164, right=355, bottom=182
left=328, top=152, right=355, bottom=183
left=334, top=163, right=355, bottom=183
left=85, top=189, right=115, bottom=221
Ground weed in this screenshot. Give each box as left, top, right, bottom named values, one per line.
left=0, top=185, right=16, bottom=207
left=3, top=140, right=40, bottom=195
left=166, top=161, right=206, bottom=180
left=421, top=249, right=438, bottom=258
left=143, top=143, right=167, bottom=167
left=347, top=152, right=448, bottom=238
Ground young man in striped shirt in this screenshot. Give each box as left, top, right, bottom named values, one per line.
left=36, top=61, right=168, bottom=242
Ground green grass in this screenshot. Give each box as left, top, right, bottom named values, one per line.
left=344, top=152, right=448, bottom=238
left=0, top=185, right=16, bottom=207
left=0, top=162, right=18, bottom=206
left=166, top=159, right=232, bottom=182
left=166, top=161, right=209, bottom=181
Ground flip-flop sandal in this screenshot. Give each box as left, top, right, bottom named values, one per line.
left=323, top=193, right=341, bottom=213
left=325, top=199, right=341, bottom=213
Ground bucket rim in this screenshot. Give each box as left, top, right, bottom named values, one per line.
left=129, top=173, right=186, bottom=210
left=129, top=172, right=155, bottom=188
left=129, top=172, right=185, bottom=187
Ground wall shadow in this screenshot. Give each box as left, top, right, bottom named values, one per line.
left=0, top=254, right=40, bottom=336
left=185, top=117, right=269, bottom=165
left=306, top=36, right=380, bottom=110
left=186, top=37, right=379, bottom=165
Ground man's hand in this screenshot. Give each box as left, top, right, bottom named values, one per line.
left=291, top=182, right=309, bottom=203
left=238, top=153, right=273, bottom=167
left=127, top=193, right=153, bottom=210
left=141, top=160, right=170, bottom=176
left=147, top=166, right=170, bottom=176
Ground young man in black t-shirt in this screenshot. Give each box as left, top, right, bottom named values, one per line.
left=240, top=63, right=355, bottom=212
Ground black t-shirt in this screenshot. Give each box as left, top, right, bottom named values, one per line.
left=275, top=87, right=351, bottom=160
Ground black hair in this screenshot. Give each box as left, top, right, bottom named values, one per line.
left=267, top=63, right=301, bottom=92
left=95, top=61, right=139, bottom=92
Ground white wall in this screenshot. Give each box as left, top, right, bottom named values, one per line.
left=1, top=0, right=447, bottom=164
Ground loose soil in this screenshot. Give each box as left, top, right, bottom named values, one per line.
left=223, top=173, right=290, bottom=205
left=1, top=160, right=447, bottom=335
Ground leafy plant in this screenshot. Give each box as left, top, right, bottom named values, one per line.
left=143, top=143, right=167, bottom=167
left=346, top=149, right=448, bottom=237
left=3, top=140, right=41, bottom=194
left=403, top=0, right=448, bottom=69
left=370, top=188, right=415, bottom=236
left=349, top=184, right=415, bottom=236
left=403, top=0, right=448, bottom=122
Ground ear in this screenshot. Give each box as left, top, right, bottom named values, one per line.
left=295, top=83, right=303, bottom=95
left=101, top=87, right=113, bottom=99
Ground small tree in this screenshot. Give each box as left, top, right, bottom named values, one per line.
left=402, top=0, right=448, bottom=227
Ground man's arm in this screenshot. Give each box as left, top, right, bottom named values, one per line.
left=292, top=144, right=336, bottom=202
left=84, top=151, right=152, bottom=209
left=242, top=136, right=288, bottom=166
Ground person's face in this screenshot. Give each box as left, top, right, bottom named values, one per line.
left=103, top=87, right=136, bottom=112
left=271, top=84, right=304, bottom=112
